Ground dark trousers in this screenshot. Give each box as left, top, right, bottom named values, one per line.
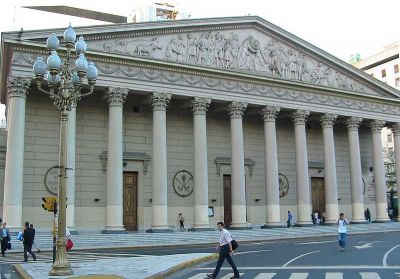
left=0, top=238, right=7, bottom=255
left=212, top=244, right=239, bottom=277
left=24, top=243, right=36, bottom=261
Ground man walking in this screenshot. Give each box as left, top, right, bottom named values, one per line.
left=22, top=221, right=36, bottom=262
left=336, top=213, right=349, bottom=251
left=207, top=222, right=240, bottom=279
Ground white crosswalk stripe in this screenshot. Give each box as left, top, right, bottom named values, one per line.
left=253, top=273, right=277, bottom=279
left=325, top=273, right=343, bottom=279
left=219, top=273, right=244, bottom=279
left=360, top=272, right=381, bottom=279
left=185, top=273, right=209, bottom=279
left=289, top=273, right=308, bottom=279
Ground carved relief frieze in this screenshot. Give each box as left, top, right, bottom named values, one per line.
left=90, top=29, right=374, bottom=94
left=10, top=51, right=400, bottom=117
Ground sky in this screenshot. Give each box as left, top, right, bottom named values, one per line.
left=0, top=0, right=399, bottom=119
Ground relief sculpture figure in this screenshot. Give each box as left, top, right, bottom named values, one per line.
left=132, top=38, right=162, bottom=57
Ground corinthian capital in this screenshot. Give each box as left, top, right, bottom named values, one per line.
left=6, top=76, right=31, bottom=99
left=105, top=87, right=128, bottom=106
left=261, top=106, right=280, bottom=122
left=292, top=110, right=310, bottom=125
left=192, top=97, right=211, bottom=115
left=228, top=102, right=247, bottom=118
left=345, top=117, right=363, bottom=131
left=320, top=113, right=337, bottom=129
left=151, top=92, right=172, bottom=111
left=369, top=120, right=385, bottom=134
left=391, top=123, right=400, bottom=136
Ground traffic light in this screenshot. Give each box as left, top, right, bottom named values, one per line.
left=42, top=196, right=57, bottom=212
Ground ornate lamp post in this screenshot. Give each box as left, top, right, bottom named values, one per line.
left=33, top=24, right=97, bottom=276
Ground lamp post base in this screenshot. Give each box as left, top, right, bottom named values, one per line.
left=49, top=263, right=73, bottom=276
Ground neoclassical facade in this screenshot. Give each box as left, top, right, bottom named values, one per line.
left=1, top=17, right=400, bottom=231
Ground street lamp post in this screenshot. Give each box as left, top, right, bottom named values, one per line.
left=33, top=24, right=97, bottom=276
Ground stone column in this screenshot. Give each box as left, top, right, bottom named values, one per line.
left=228, top=102, right=250, bottom=229
left=191, top=97, right=212, bottom=231
left=345, top=117, right=365, bottom=223
left=3, top=77, right=30, bottom=229
left=392, top=123, right=400, bottom=221
left=261, top=106, right=281, bottom=228
left=292, top=110, right=312, bottom=226
left=66, top=103, right=76, bottom=229
left=370, top=120, right=389, bottom=222
left=321, top=113, right=339, bottom=224
left=103, top=87, right=128, bottom=232
left=148, top=93, right=172, bottom=232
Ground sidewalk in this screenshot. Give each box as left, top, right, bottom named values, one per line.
left=13, top=222, right=400, bottom=279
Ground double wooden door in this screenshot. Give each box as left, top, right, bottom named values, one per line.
left=311, top=178, right=325, bottom=214
left=223, top=175, right=232, bottom=226
left=123, top=172, right=138, bottom=231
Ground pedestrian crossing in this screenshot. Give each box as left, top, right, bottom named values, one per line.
left=0, top=251, right=141, bottom=264
left=184, top=272, right=398, bottom=278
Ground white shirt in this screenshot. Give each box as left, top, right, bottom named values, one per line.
left=337, top=219, right=348, bottom=233
left=219, top=228, right=233, bottom=246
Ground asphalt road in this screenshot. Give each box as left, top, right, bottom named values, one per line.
left=1, top=232, right=399, bottom=278
left=167, top=231, right=400, bottom=279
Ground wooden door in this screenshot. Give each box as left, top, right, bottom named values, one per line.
left=123, top=172, right=138, bottom=231
left=311, top=178, right=325, bottom=214
left=223, top=175, right=232, bottom=227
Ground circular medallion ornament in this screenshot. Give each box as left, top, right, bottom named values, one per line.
left=279, top=173, right=289, bottom=198
left=44, top=166, right=59, bottom=196
left=173, top=170, right=194, bottom=197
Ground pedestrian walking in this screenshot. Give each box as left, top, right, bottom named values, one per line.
left=178, top=213, right=185, bottom=230
left=0, top=222, right=10, bottom=256
left=30, top=224, right=41, bottom=253
left=207, top=222, right=240, bottom=279
left=364, top=208, right=371, bottom=223
left=336, top=213, right=349, bottom=251
left=287, top=211, right=293, bottom=228
left=22, top=221, right=36, bottom=262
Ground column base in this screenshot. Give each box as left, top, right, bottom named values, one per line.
left=146, top=228, right=174, bottom=233
left=188, top=227, right=214, bottom=232
left=350, top=219, right=367, bottom=224
left=373, top=219, right=391, bottom=223
left=261, top=223, right=283, bottom=229
left=67, top=227, right=79, bottom=235
left=101, top=226, right=127, bottom=234
left=295, top=222, right=314, bottom=227
left=229, top=224, right=253, bottom=230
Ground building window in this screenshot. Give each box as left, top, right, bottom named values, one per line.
left=395, top=64, right=399, bottom=73
left=381, top=69, right=387, bottom=78
left=388, top=133, right=393, bottom=143
left=396, top=77, right=400, bottom=87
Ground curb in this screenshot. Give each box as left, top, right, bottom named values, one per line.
left=14, top=264, right=32, bottom=279
left=146, top=253, right=219, bottom=279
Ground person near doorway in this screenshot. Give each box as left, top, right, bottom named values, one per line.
left=207, top=222, right=240, bottom=279
left=0, top=222, right=10, bottom=256
left=364, top=208, right=371, bottom=223
left=22, top=221, right=36, bottom=262
left=287, top=211, right=293, bottom=228
left=178, top=213, right=185, bottom=230
left=336, top=213, right=349, bottom=251
left=321, top=212, right=326, bottom=224
left=314, top=211, right=320, bottom=224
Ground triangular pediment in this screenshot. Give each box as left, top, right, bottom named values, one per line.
left=3, top=16, right=400, bottom=99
